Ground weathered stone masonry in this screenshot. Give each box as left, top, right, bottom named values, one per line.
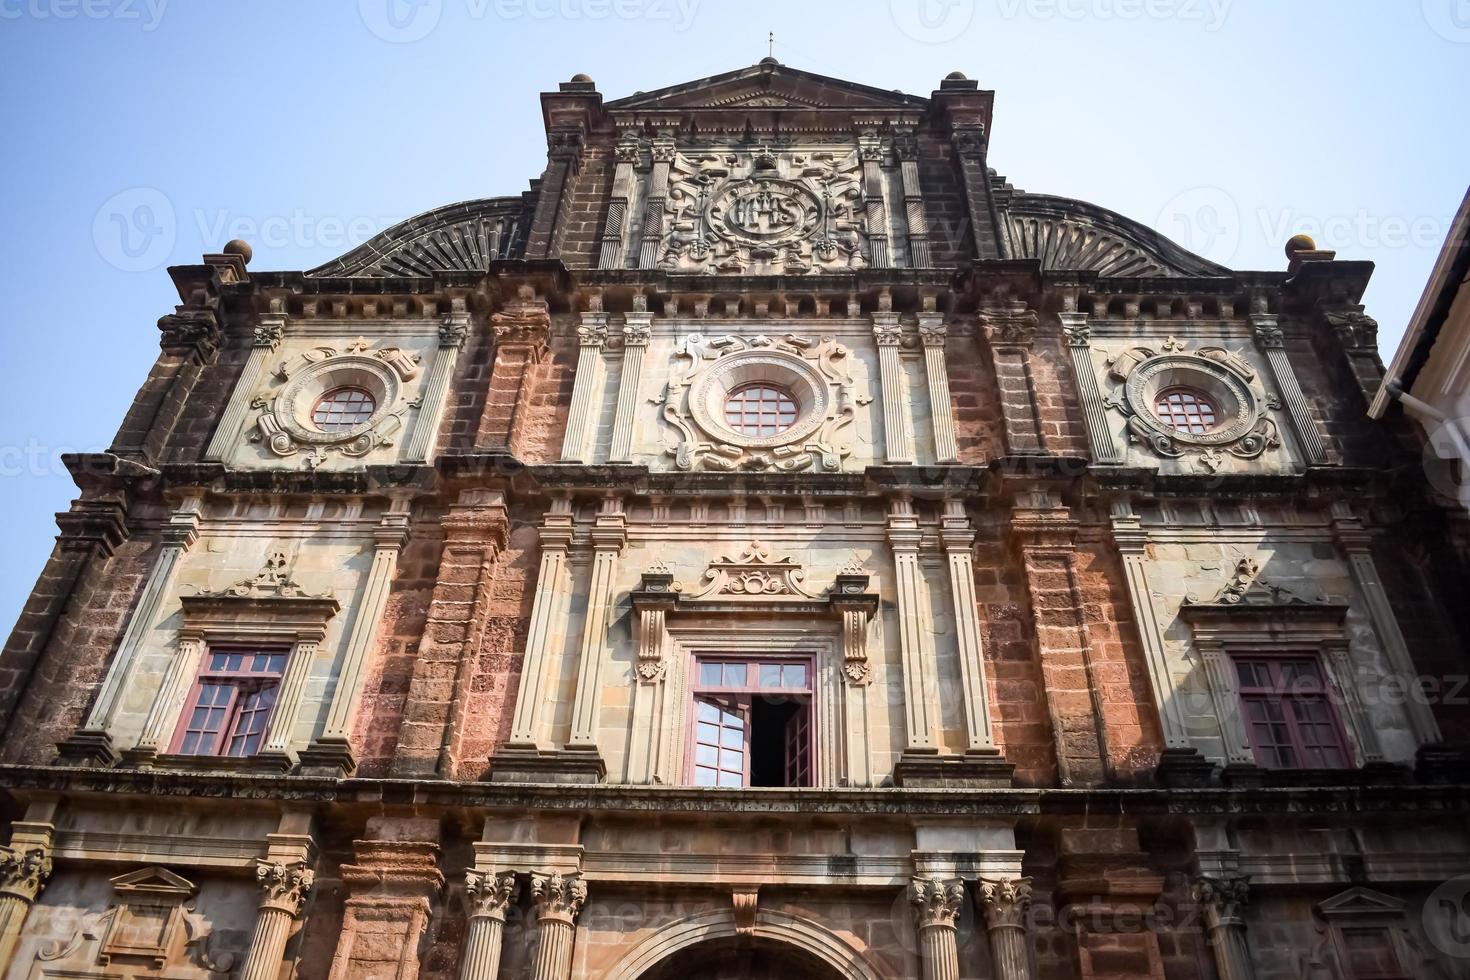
left=1, top=61, right=1469, bottom=980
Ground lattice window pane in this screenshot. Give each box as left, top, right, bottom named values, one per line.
left=1154, top=387, right=1219, bottom=434
left=723, top=384, right=799, bottom=437
left=179, top=683, right=233, bottom=755
left=693, top=697, right=747, bottom=787
left=312, top=386, right=377, bottom=431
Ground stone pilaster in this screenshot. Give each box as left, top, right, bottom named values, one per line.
left=858, top=131, right=890, bottom=268
left=1062, top=313, right=1122, bottom=464
left=125, top=627, right=206, bottom=763
left=1251, top=314, right=1325, bottom=465
left=981, top=307, right=1045, bottom=455
left=874, top=313, right=914, bottom=464
left=475, top=291, right=550, bottom=454
left=59, top=491, right=202, bottom=765
left=529, top=872, right=587, bottom=980
left=628, top=566, right=675, bottom=784
left=328, top=838, right=444, bottom=980
left=460, top=871, right=518, bottom=980
left=1329, top=502, right=1443, bottom=750
left=1012, top=490, right=1107, bottom=785
left=505, top=498, right=575, bottom=749
left=608, top=311, right=651, bottom=462
left=525, top=129, right=584, bottom=261
left=301, top=494, right=412, bottom=776
left=566, top=496, right=626, bottom=765
left=888, top=496, right=935, bottom=753
left=598, top=134, right=640, bottom=269
left=637, top=138, right=674, bottom=269
left=976, top=877, right=1034, bottom=980
left=204, top=309, right=285, bottom=462
left=1323, top=307, right=1385, bottom=403
left=920, top=314, right=959, bottom=463
left=0, top=802, right=55, bottom=977
left=560, top=312, right=608, bottom=462
left=940, top=500, right=996, bottom=753
left=404, top=307, right=471, bottom=462
left=910, top=876, right=965, bottom=980
left=896, top=132, right=931, bottom=266
left=1192, top=875, right=1256, bottom=980
left=393, top=490, right=509, bottom=778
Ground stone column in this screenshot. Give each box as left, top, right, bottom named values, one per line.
left=858, top=131, right=890, bottom=267
left=567, top=496, right=626, bottom=757
left=981, top=307, right=1045, bottom=455
left=607, top=311, right=651, bottom=463
left=949, top=124, right=1001, bottom=260
left=637, top=138, right=674, bottom=269
left=940, top=500, right=996, bottom=752
left=0, top=801, right=56, bottom=976
left=302, top=495, right=412, bottom=775
left=257, top=633, right=325, bottom=766
left=1330, top=502, right=1443, bottom=748
left=599, top=134, right=641, bottom=269
left=874, top=314, right=914, bottom=464
left=910, top=876, right=965, bottom=980
left=1323, top=638, right=1385, bottom=765
left=919, top=315, right=959, bottom=463
left=507, top=498, right=576, bottom=747
left=1251, top=314, right=1325, bottom=465
left=888, top=497, right=935, bottom=752
left=204, top=311, right=285, bottom=461
left=560, top=313, right=608, bottom=462
left=460, top=871, right=518, bottom=980
left=404, top=308, right=471, bottom=462
left=525, top=130, right=584, bottom=261
left=239, top=859, right=315, bottom=980
left=1193, top=875, right=1256, bottom=980
left=1062, top=313, right=1123, bottom=464
left=976, top=877, right=1033, bottom=980
left=66, top=491, right=203, bottom=760
left=529, top=872, right=587, bottom=980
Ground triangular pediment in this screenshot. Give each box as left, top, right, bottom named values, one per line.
left=606, top=61, right=928, bottom=112
left=1317, top=886, right=1405, bottom=919
left=110, top=867, right=196, bottom=898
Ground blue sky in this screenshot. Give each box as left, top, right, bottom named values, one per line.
left=0, top=0, right=1466, bottom=631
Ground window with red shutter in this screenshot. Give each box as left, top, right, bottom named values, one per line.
left=171, top=647, right=288, bottom=758
left=1233, top=655, right=1350, bottom=770
left=690, top=657, right=813, bottom=788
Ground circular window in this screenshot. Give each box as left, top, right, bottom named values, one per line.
left=1154, top=387, right=1218, bottom=435
left=312, top=387, right=377, bottom=432
left=724, top=383, right=799, bottom=437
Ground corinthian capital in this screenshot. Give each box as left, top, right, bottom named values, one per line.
left=976, top=876, right=1032, bottom=930
left=466, top=870, right=518, bottom=920
left=1192, top=874, right=1249, bottom=929
left=910, top=876, right=965, bottom=930
left=0, top=846, right=51, bottom=903
left=979, top=308, right=1039, bottom=346
left=530, top=871, right=587, bottom=923
left=256, top=859, right=314, bottom=916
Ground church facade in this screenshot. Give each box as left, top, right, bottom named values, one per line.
left=1, top=61, right=1468, bottom=980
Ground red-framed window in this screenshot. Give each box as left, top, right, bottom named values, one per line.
left=1154, top=386, right=1219, bottom=435
left=723, top=383, right=799, bottom=438
left=689, top=657, right=813, bottom=788
left=1233, top=655, right=1350, bottom=770
left=170, top=647, right=289, bottom=757
left=1336, top=925, right=1408, bottom=979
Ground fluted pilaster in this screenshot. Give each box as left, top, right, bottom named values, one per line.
left=0, top=846, right=52, bottom=975
left=239, top=859, right=314, bottom=980
left=1194, top=875, right=1256, bottom=980
left=910, top=876, right=964, bottom=980
left=977, top=876, right=1033, bottom=980
left=460, top=870, right=518, bottom=980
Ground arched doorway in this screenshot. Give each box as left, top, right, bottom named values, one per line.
left=636, top=936, right=845, bottom=980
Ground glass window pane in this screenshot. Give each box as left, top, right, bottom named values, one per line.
left=695, top=744, right=717, bottom=766
left=697, top=722, right=719, bottom=743
left=758, top=664, right=782, bottom=688
left=697, top=701, right=719, bottom=722
left=694, top=766, right=717, bottom=786
left=782, top=664, right=808, bottom=688
left=720, top=726, right=744, bottom=750
left=718, top=770, right=743, bottom=787
left=722, top=663, right=747, bottom=686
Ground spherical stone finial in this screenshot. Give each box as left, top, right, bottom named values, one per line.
left=759, top=56, right=779, bottom=66
left=945, top=71, right=967, bottom=80
left=223, top=239, right=253, bottom=264
left=570, top=72, right=593, bottom=83
left=1285, top=233, right=1316, bottom=258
